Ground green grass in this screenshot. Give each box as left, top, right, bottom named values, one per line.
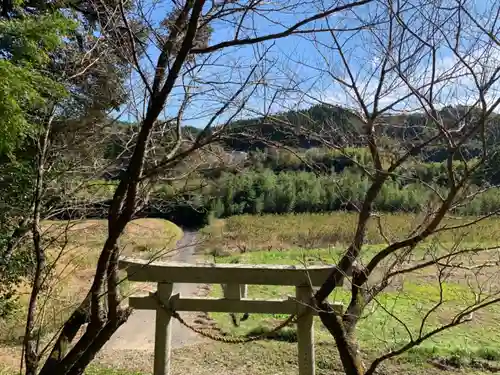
left=206, top=244, right=500, bottom=370
left=200, top=211, right=500, bottom=371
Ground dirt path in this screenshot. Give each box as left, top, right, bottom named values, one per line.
left=100, top=231, right=207, bottom=353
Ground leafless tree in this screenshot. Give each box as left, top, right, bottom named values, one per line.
left=257, top=1, right=500, bottom=374
left=18, top=1, right=378, bottom=374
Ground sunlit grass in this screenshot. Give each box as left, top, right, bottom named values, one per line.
left=206, top=241, right=500, bottom=369
left=200, top=212, right=500, bottom=255
left=0, top=219, right=182, bottom=348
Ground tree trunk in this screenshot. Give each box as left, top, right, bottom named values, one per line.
left=35, top=2, right=207, bottom=374
left=65, top=308, right=131, bottom=375
left=23, top=113, right=53, bottom=375
left=39, top=294, right=91, bottom=375
left=318, top=303, right=365, bottom=375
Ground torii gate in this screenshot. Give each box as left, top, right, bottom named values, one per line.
left=119, top=258, right=343, bottom=375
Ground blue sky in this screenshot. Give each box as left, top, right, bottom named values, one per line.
left=121, top=0, right=373, bottom=125
left=120, top=0, right=500, bottom=127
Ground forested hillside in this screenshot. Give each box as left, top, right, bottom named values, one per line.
left=67, top=102, right=500, bottom=227
left=149, top=103, right=500, bottom=222
left=220, top=104, right=500, bottom=159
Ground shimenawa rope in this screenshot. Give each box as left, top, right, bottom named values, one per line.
left=151, top=292, right=302, bottom=343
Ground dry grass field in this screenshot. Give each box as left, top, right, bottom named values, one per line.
left=0, top=218, right=182, bottom=372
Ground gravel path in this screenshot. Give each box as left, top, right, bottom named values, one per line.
left=100, top=231, right=206, bottom=352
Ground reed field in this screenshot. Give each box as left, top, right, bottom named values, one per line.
left=200, top=212, right=500, bottom=254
